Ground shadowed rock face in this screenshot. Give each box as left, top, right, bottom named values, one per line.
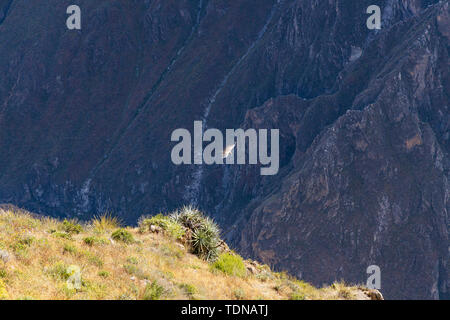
left=0, top=0, right=448, bottom=299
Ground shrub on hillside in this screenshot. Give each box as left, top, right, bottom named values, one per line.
left=111, top=229, right=134, bottom=244
left=98, top=270, right=110, bottom=278
left=83, top=236, right=96, bottom=246
left=139, top=214, right=185, bottom=240
left=63, top=243, right=77, bottom=255
left=51, top=231, right=72, bottom=240
left=142, top=280, right=164, bottom=300
left=211, top=252, right=247, bottom=277
left=48, top=261, right=71, bottom=281
left=179, top=283, right=197, bottom=298
left=17, top=235, right=34, bottom=246
left=61, top=219, right=83, bottom=234
left=83, top=236, right=105, bottom=246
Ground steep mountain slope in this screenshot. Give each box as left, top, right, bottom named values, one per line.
left=223, top=2, right=450, bottom=300
left=0, top=206, right=382, bottom=300
left=0, top=0, right=448, bottom=299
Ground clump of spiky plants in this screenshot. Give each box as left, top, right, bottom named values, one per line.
left=91, top=213, right=121, bottom=233
left=138, top=207, right=221, bottom=261
left=170, top=206, right=221, bottom=262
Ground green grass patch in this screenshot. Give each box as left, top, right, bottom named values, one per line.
left=111, top=229, right=134, bottom=244
left=61, top=219, right=83, bottom=234
left=179, top=283, right=197, bottom=298
left=63, top=243, right=77, bottom=255
left=211, top=252, right=247, bottom=277
left=123, top=264, right=148, bottom=280
left=142, top=281, right=164, bottom=300
left=139, top=214, right=185, bottom=240
left=83, top=236, right=105, bottom=246
left=126, top=257, right=139, bottom=265
left=98, top=270, right=110, bottom=278
left=48, top=262, right=71, bottom=281
left=52, top=231, right=72, bottom=240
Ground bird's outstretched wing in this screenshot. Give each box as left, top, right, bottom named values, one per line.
left=222, top=144, right=236, bottom=159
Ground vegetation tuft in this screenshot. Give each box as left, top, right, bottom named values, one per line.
left=111, top=229, right=134, bottom=244
left=212, top=252, right=247, bottom=277
left=0, top=207, right=371, bottom=300
left=171, top=206, right=221, bottom=261
left=142, top=281, right=164, bottom=300
left=61, top=219, right=83, bottom=234
left=139, top=214, right=185, bottom=240
left=92, top=214, right=121, bottom=233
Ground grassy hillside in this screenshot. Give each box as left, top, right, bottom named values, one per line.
left=0, top=206, right=381, bottom=300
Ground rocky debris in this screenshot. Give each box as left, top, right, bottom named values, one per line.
left=245, top=261, right=258, bottom=275
left=150, top=225, right=162, bottom=233
left=176, top=243, right=185, bottom=251
left=0, top=250, right=10, bottom=263
left=218, top=240, right=231, bottom=254
left=366, top=290, right=384, bottom=301
left=244, top=260, right=271, bottom=276
left=246, top=264, right=257, bottom=275
left=358, top=288, right=384, bottom=300
left=352, top=288, right=384, bottom=300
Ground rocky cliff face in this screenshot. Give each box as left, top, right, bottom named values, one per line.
left=0, top=0, right=448, bottom=299
left=223, top=2, right=450, bottom=300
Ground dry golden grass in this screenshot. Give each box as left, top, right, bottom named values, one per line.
left=0, top=208, right=372, bottom=300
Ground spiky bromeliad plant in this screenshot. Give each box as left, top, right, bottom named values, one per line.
left=170, top=206, right=221, bottom=262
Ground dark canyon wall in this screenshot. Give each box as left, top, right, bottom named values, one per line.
left=0, top=0, right=448, bottom=299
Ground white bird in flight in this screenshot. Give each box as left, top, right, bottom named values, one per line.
left=222, top=144, right=236, bottom=159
